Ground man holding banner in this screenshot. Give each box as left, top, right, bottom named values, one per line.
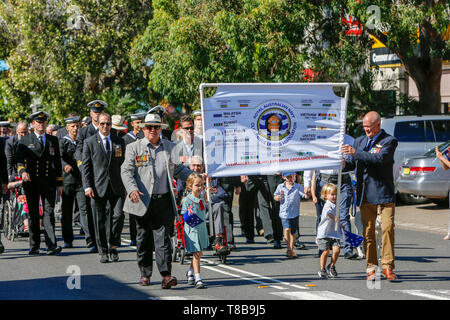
left=342, top=111, right=398, bottom=282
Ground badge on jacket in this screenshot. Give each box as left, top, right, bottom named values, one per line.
left=49, top=146, right=55, bottom=156
left=135, top=154, right=150, bottom=167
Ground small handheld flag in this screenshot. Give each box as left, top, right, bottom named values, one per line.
left=183, top=205, right=204, bottom=228
left=344, top=230, right=364, bottom=248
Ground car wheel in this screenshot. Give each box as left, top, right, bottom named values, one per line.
left=398, top=193, right=429, bottom=205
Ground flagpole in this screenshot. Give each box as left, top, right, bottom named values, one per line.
left=335, top=168, right=342, bottom=231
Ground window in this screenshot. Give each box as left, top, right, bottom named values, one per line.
left=430, top=120, right=450, bottom=142
left=394, top=121, right=425, bottom=142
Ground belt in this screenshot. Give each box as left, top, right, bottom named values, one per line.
left=151, top=193, right=169, bottom=200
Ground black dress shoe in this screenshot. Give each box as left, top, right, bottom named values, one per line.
left=29, top=248, right=40, bottom=255
left=0, top=243, right=4, bottom=254
left=109, top=248, right=119, bottom=262
left=64, top=242, right=73, bottom=249
left=47, top=246, right=62, bottom=255
left=100, top=254, right=110, bottom=263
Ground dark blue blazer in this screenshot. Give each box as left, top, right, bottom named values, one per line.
left=344, top=129, right=398, bottom=206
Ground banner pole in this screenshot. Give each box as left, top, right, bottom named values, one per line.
left=199, top=83, right=215, bottom=239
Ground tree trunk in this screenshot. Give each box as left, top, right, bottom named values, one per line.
left=398, top=53, right=442, bottom=115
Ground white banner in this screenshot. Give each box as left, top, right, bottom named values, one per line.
left=200, top=83, right=349, bottom=177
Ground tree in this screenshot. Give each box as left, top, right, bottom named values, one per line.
left=0, top=0, right=153, bottom=123
left=348, top=0, right=450, bottom=115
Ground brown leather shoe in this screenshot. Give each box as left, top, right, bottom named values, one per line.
left=139, top=276, right=150, bottom=286
left=366, top=270, right=376, bottom=281
left=161, top=275, right=177, bottom=289
left=382, top=268, right=398, bottom=281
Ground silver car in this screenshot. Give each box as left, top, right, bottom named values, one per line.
left=396, top=141, right=450, bottom=206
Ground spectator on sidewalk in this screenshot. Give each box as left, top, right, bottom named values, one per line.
left=435, top=145, right=450, bottom=240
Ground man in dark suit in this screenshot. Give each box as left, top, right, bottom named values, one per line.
left=82, top=113, right=126, bottom=263
left=342, top=111, right=398, bottom=282
left=16, top=110, right=63, bottom=255
left=5, top=121, right=28, bottom=183
left=74, top=100, right=109, bottom=253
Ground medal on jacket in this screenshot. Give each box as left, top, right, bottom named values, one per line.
left=114, top=144, right=122, bottom=157
left=49, top=146, right=55, bottom=156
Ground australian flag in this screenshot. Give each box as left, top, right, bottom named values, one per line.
left=344, top=230, right=364, bottom=248
left=183, top=205, right=204, bottom=228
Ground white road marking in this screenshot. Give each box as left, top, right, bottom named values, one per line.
left=394, top=290, right=450, bottom=300
left=271, top=291, right=360, bottom=300
left=201, top=258, right=308, bottom=290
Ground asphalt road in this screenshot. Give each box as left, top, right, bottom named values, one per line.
left=0, top=199, right=449, bottom=304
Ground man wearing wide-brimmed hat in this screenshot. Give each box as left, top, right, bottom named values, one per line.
left=16, top=110, right=63, bottom=255
left=121, top=112, right=192, bottom=288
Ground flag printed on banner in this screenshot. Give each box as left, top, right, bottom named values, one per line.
left=201, top=83, right=349, bottom=177
left=183, top=205, right=204, bottom=228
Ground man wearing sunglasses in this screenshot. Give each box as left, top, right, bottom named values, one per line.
left=173, top=115, right=203, bottom=167
left=81, top=113, right=126, bottom=264
left=16, top=110, right=63, bottom=255
left=121, top=112, right=192, bottom=289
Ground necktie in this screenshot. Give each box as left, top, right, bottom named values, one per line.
left=104, top=137, right=111, bottom=157
left=365, top=138, right=373, bottom=151
left=38, top=135, right=43, bottom=147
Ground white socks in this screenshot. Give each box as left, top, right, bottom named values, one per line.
left=194, top=273, right=202, bottom=282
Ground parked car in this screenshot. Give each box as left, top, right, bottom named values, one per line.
left=354, top=114, right=450, bottom=204
left=396, top=140, right=450, bottom=207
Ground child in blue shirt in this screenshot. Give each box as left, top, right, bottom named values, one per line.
left=274, top=172, right=308, bottom=259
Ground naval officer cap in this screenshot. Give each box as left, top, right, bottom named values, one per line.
left=0, top=120, right=10, bottom=127
left=130, top=112, right=146, bottom=121
left=29, top=110, right=50, bottom=122
left=87, top=100, right=107, bottom=112
left=64, top=115, right=81, bottom=124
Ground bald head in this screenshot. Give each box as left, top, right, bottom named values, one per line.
left=362, top=111, right=381, bottom=138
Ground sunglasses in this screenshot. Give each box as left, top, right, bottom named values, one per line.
left=182, top=126, right=194, bottom=131
left=99, top=122, right=111, bottom=126
left=145, top=125, right=161, bottom=131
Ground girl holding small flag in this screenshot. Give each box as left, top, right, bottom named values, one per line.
left=181, top=173, right=210, bottom=289
left=317, top=183, right=343, bottom=279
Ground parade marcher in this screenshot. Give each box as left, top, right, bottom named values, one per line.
left=311, top=134, right=358, bottom=260
left=317, top=183, right=342, bottom=279
left=16, top=110, right=63, bottom=255
left=5, top=121, right=28, bottom=183
left=81, top=116, right=92, bottom=128
left=81, top=113, right=126, bottom=263
left=0, top=121, right=11, bottom=138
left=59, top=114, right=85, bottom=248
left=181, top=173, right=209, bottom=289
left=192, top=109, right=203, bottom=139
left=342, top=111, right=399, bottom=282
left=257, top=174, right=284, bottom=248
left=435, top=145, right=450, bottom=240
left=172, top=115, right=203, bottom=167
left=75, top=100, right=109, bottom=253
left=0, top=135, right=8, bottom=254
left=217, top=176, right=241, bottom=249
left=273, top=172, right=308, bottom=259
left=120, top=112, right=192, bottom=288
left=238, top=175, right=260, bottom=244
left=112, top=115, right=128, bottom=137
left=122, top=112, right=146, bottom=247
left=122, top=112, right=146, bottom=146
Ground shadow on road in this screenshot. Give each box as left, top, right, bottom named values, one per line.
left=0, top=275, right=154, bottom=300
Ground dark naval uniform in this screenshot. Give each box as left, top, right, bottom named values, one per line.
left=16, top=112, right=63, bottom=254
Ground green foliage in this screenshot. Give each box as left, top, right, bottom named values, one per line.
left=0, top=0, right=152, bottom=124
